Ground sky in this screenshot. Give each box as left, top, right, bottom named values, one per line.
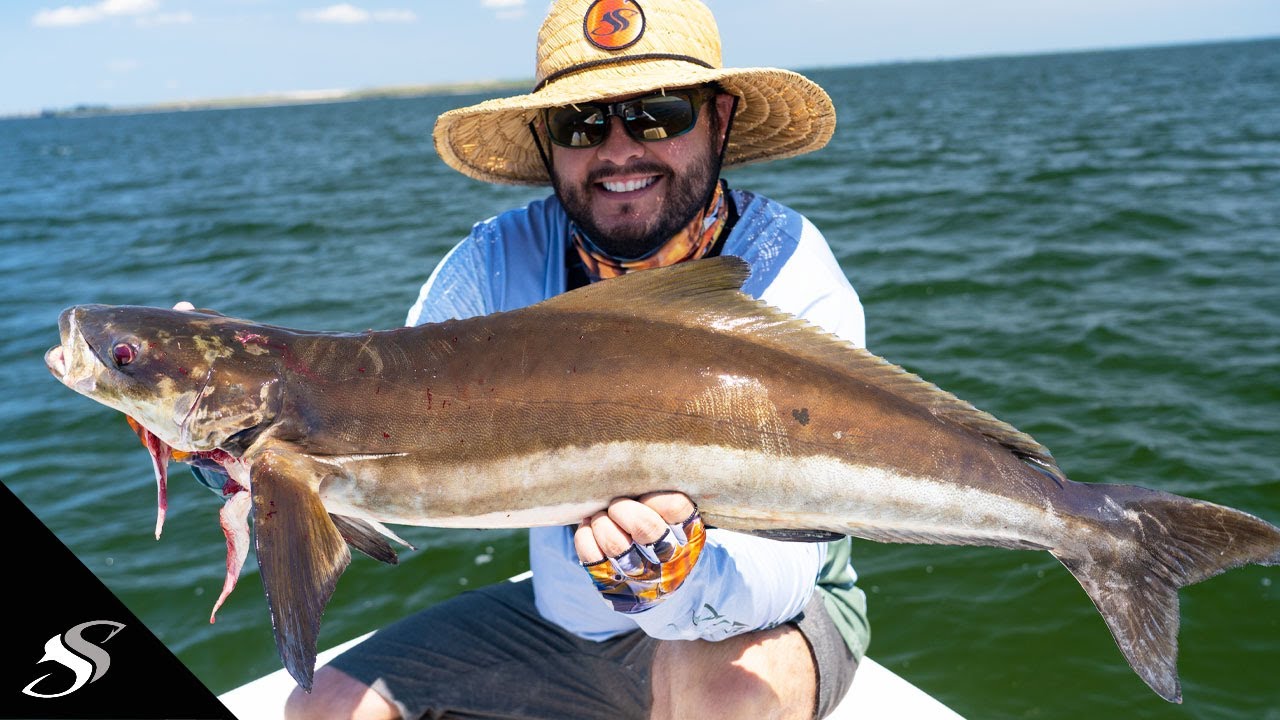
left=1, top=0, right=1278, bottom=116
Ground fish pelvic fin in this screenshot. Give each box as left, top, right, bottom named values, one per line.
left=330, top=514, right=414, bottom=564
left=540, top=255, right=1064, bottom=481
left=251, top=450, right=351, bottom=692
left=1055, top=484, right=1280, bottom=704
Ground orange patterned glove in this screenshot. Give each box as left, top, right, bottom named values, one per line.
left=582, top=507, right=706, bottom=614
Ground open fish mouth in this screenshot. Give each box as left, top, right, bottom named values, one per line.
left=45, top=308, right=99, bottom=394
left=44, top=345, right=67, bottom=377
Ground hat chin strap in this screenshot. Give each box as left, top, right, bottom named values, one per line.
left=703, top=93, right=738, bottom=212
left=529, top=118, right=555, bottom=181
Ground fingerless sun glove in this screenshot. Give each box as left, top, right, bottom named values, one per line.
left=582, top=508, right=706, bottom=614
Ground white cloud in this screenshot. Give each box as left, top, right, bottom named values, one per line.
left=32, top=0, right=159, bottom=27
left=299, top=4, right=417, bottom=24
left=482, top=0, right=526, bottom=20
left=300, top=3, right=368, bottom=23
left=101, top=0, right=159, bottom=13
left=136, top=11, right=194, bottom=27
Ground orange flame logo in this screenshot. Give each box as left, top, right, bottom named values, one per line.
left=583, top=0, right=645, bottom=51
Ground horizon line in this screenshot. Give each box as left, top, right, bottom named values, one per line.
left=6, top=34, right=1276, bottom=121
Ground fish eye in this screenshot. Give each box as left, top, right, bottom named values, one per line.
left=112, top=342, right=138, bottom=367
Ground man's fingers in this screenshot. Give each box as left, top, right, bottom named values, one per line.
left=573, top=518, right=606, bottom=565
left=637, top=492, right=697, bottom=526
left=590, top=510, right=640, bottom=558
left=574, top=492, right=699, bottom=567
left=606, top=498, right=672, bottom=546
left=575, top=511, right=638, bottom=566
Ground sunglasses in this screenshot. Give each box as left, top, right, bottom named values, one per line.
left=543, top=88, right=715, bottom=148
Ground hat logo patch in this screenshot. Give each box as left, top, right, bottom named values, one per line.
left=583, top=0, right=645, bottom=51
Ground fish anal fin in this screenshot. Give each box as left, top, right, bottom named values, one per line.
left=251, top=450, right=350, bottom=692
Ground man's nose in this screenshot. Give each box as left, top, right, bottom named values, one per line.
left=595, top=117, right=644, bottom=164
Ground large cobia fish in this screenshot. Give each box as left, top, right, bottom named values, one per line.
left=45, top=256, right=1280, bottom=702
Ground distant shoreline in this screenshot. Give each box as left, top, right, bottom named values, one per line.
left=5, top=78, right=532, bottom=120
left=9, top=35, right=1276, bottom=121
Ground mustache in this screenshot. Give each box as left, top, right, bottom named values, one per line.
left=587, top=161, right=671, bottom=185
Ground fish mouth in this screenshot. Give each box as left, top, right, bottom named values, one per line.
left=46, top=307, right=75, bottom=379
left=46, top=307, right=100, bottom=394
left=45, top=344, right=67, bottom=378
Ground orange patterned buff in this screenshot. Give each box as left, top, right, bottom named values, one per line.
left=571, top=180, right=727, bottom=281
left=583, top=507, right=707, bottom=614
left=583, top=0, right=646, bottom=51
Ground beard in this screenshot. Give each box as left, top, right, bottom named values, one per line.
left=553, top=133, right=723, bottom=260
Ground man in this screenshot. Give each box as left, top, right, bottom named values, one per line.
left=286, top=1, right=869, bottom=718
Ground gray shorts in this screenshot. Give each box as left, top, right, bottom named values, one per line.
left=329, top=577, right=857, bottom=719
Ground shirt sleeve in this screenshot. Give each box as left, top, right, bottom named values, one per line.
left=405, top=230, right=496, bottom=326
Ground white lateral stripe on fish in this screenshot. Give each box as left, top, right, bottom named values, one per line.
left=44, top=255, right=1280, bottom=704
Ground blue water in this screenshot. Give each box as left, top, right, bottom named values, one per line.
left=2, top=38, right=1278, bottom=719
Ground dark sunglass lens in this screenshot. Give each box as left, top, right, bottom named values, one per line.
left=546, top=105, right=608, bottom=147
left=623, top=94, right=697, bottom=141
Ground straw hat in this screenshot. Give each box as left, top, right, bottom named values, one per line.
left=433, top=0, right=836, bottom=185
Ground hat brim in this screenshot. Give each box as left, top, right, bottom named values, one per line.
left=433, top=60, right=836, bottom=185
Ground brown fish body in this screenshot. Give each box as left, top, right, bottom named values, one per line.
left=45, top=256, right=1280, bottom=702
left=276, top=310, right=1054, bottom=542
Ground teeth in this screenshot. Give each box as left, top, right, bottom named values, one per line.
left=602, top=177, right=656, bottom=193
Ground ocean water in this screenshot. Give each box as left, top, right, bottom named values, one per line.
left=2, top=38, right=1278, bottom=719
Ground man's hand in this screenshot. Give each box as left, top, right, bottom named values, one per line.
left=574, top=492, right=706, bottom=614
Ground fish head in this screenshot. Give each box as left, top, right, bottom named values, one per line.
left=46, top=304, right=284, bottom=453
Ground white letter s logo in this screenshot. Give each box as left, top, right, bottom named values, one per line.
left=22, top=621, right=126, bottom=699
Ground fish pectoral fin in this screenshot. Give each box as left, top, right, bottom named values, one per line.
left=251, top=450, right=351, bottom=692
left=330, top=514, right=414, bottom=564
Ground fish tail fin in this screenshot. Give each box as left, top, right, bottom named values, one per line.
left=1053, top=484, right=1280, bottom=704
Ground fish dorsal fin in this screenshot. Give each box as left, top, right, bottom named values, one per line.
left=541, top=256, right=1064, bottom=481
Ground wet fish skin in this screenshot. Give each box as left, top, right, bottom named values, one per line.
left=44, top=256, right=1280, bottom=701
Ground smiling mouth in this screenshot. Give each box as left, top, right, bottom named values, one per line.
left=599, top=176, right=658, bottom=193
